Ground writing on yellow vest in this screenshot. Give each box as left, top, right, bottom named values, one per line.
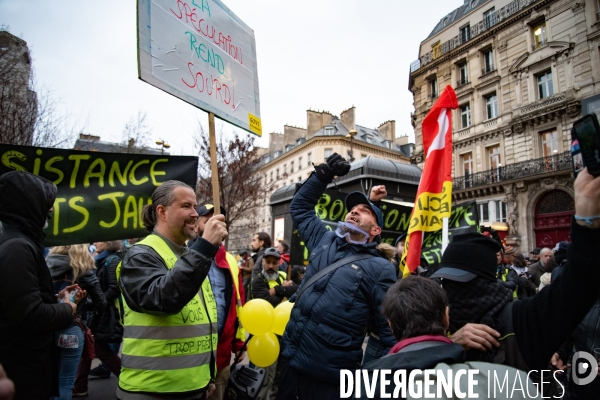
left=116, top=234, right=217, bottom=394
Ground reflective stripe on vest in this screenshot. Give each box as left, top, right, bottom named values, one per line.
left=116, top=235, right=217, bottom=394
left=267, top=271, right=287, bottom=289
left=225, top=252, right=246, bottom=341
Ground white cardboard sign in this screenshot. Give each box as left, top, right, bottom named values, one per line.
left=137, top=0, right=262, bottom=136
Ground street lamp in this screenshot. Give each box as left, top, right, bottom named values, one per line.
left=346, top=129, right=357, bottom=162
left=155, top=139, right=171, bottom=154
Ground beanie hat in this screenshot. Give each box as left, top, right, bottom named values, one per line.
left=430, top=232, right=501, bottom=282
left=394, top=233, right=407, bottom=247
left=504, top=245, right=516, bottom=255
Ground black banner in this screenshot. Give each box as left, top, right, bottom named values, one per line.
left=290, top=188, right=479, bottom=269
left=0, top=144, right=198, bottom=246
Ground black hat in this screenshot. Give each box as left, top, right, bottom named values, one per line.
left=394, top=233, right=407, bottom=247
left=345, top=192, right=384, bottom=228
left=196, top=204, right=226, bottom=217
left=263, top=247, right=281, bottom=260
left=430, top=232, right=501, bottom=282
left=531, top=248, right=541, bottom=255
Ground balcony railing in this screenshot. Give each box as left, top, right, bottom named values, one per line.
left=482, top=64, right=495, bottom=75
left=456, top=77, right=469, bottom=87
left=410, top=0, right=539, bottom=73
left=532, top=39, right=548, bottom=51
left=453, top=151, right=571, bottom=190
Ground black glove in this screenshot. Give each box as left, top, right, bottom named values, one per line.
left=313, top=153, right=350, bottom=183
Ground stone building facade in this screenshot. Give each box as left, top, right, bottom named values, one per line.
left=408, top=0, right=599, bottom=252
left=226, top=107, right=414, bottom=251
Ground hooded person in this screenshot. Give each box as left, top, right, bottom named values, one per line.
left=0, top=171, right=78, bottom=399
left=276, top=153, right=397, bottom=400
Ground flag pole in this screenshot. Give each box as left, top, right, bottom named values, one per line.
left=442, top=217, right=449, bottom=253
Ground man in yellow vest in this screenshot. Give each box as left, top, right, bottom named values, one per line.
left=192, top=204, right=246, bottom=400
left=117, top=180, right=227, bottom=400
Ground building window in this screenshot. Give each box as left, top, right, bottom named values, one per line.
left=485, top=93, right=498, bottom=119
left=487, top=145, right=501, bottom=175
left=432, top=41, right=441, bottom=59
left=537, top=71, right=553, bottom=99
left=430, top=77, right=438, bottom=99
left=324, top=148, right=333, bottom=160
left=283, top=164, right=287, bottom=174
left=364, top=134, right=373, bottom=144
left=298, top=156, right=302, bottom=169
left=324, top=126, right=335, bottom=135
left=270, top=171, right=273, bottom=183
left=462, top=152, right=473, bottom=188
left=276, top=168, right=280, bottom=179
left=298, top=177, right=302, bottom=182
left=458, top=63, right=468, bottom=86
left=541, top=129, right=559, bottom=157
left=460, top=103, right=471, bottom=128
left=307, top=153, right=312, bottom=166
left=484, top=8, right=495, bottom=28
left=460, top=24, right=471, bottom=43
left=479, top=203, right=490, bottom=222
left=290, top=161, right=294, bottom=173
left=532, top=22, right=547, bottom=50
left=482, top=49, right=494, bottom=74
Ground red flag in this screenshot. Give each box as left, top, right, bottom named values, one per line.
left=400, top=85, right=458, bottom=276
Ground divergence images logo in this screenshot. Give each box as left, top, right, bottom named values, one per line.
left=572, top=351, right=599, bottom=386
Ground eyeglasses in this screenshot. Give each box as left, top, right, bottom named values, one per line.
left=335, top=222, right=370, bottom=244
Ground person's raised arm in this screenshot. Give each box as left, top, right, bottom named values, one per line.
left=512, top=168, right=600, bottom=370
left=290, top=153, right=350, bottom=252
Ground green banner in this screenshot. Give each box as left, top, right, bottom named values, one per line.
left=0, top=144, right=198, bottom=246
left=290, top=188, right=479, bottom=269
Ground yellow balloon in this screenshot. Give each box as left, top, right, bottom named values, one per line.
left=247, top=332, right=280, bottom=367
left=240, top=299, right=275, bottom=336
left=271, top=301, right=294, bottom=335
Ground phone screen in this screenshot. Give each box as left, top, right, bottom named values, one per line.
left=573, top=116, right=600, bottom=176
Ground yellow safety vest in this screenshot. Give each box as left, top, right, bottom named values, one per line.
left=500, top=267, right=518, bottom=298
left=225, top=252, right=246, bottom=341
left=116, top=235, right=217, bottom=394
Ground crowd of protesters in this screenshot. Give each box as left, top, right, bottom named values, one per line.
left=0, top=151, right=599, bottom=400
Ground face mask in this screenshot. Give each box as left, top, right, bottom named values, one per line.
left=335, top=222, right=370, bottom=245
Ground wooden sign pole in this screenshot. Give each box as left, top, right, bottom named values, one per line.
left=208, top=112, right=220, bottom=213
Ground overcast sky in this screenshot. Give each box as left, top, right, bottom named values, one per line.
left=1, top=0, right=460, bottom=154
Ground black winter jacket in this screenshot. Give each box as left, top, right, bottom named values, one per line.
left=93, top=251, right=123, bottom=342
left=0, top=171, right=73, bottom=400
left=119, top=234, right=216, bottom=316
left=47, top=254, right=107, bottom=320
left=280, top=173, right=397, bottom=382
left=251, top=272, right=297, bottom=307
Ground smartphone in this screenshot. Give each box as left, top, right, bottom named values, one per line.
left=571, top=114, right=600, bottom=177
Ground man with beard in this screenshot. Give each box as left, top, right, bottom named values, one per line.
left=251, top=247, right=297, bottom=400
left=276, top=153, right=397, bottom=400
left=190, top=204, right=246, bottom=400
left=117, top=181, right=227, bottom=400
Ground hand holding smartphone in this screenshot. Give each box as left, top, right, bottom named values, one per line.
left=571, top=114, right=600, bottom=177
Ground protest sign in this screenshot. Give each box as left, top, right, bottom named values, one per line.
left=137, top=0, right=261, bottom=137
left=289, top=188, right=479, bottom=270
left=0, top=144, right=198, bottom=246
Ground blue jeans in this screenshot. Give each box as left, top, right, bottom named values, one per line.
left=52, top=323, right=84, bottom=400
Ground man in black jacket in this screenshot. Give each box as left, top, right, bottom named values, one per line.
left=251, top=247, right=297, bottom=307
left=434, top=168, right=600, bottom=395
left=0, top=171, right=80, bottom=400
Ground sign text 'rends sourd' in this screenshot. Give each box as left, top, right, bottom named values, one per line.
left=0, top=145, right=198, bottom=246
left=138, top=0, right=261, bottom=136
left=290, top=188, right=479, bottom=269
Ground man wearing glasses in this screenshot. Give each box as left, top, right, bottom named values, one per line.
left=276, top=153, right=397, bottom=400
